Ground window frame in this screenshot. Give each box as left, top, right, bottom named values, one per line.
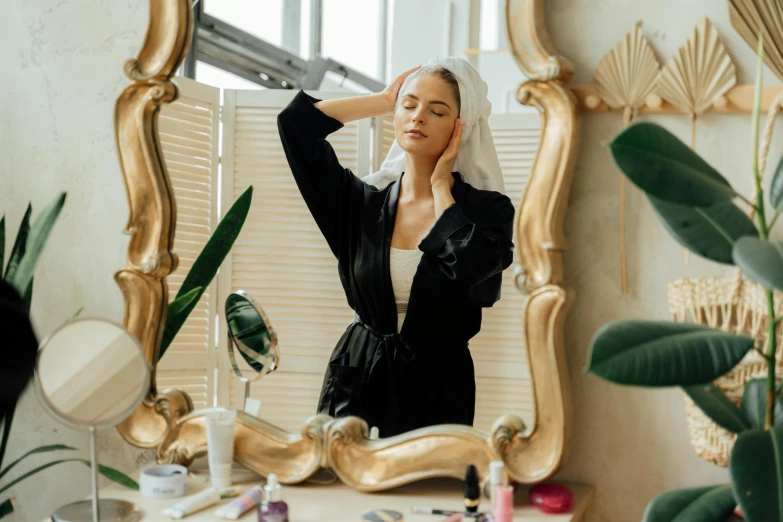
left=183, top=0, right=386, bottom=92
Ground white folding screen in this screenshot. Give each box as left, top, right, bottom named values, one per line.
left=471, top=113, right=541, bottom=430
left=160, top=78, right=543, bottom=432
left=157, top=77, right=221, bottom=409
left=217, top=90, right=373, bottom=429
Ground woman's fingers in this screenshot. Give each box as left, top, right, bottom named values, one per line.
left=446, top=117, right=464, bottom=160
left=442, top=514, right=463, bottom=522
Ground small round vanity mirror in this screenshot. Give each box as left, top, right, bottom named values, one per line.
left=225, top=290, right=279, bottom=414
left=35, top=318, right=149, bottom=522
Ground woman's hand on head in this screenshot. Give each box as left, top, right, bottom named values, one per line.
left=431, top=117, right=465, bottom=190
left=380, top=65, right=422, bottom=113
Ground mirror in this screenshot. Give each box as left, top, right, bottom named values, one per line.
left=117, top=0, right=579, bottom=490
left=35, top=318, right=149, bottom=522
left=225, top=290, right=280, bottom=415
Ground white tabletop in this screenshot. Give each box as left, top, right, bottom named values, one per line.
left=44, top=473, right=593, bottom=522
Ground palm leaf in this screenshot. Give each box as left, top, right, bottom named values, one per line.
left=0, top=498, right=13, bottom=519
left=7, top=193, right=66, bottom=299
left=0, top=444, right=76, bottom=481
left=4, top=205, right=31, bottom=282
left=0, top=407, right=14, bottom=471
left=0, top=216, right=5, bottom=276
left=159, top=186, right=253, bottom=360
left=167, top=287, right=202, bottom=319
left=78, top=460, right=139, bottom=490
left=0, top=458, right=138, bottom=496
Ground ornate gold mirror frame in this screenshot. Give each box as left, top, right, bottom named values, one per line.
left=114, top=0, right=580, bottom=489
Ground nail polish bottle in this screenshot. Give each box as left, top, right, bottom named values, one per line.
left=258, top=473, right=288, bottom=522
left=464, top=464, right=480, bottom=513
left=493, top=485, right=513, bottom=522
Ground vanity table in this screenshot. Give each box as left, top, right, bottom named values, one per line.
left=48, top=478, right=592, bottom=522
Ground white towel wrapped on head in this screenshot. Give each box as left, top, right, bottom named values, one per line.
left=362, top=56, right=505, bottom=194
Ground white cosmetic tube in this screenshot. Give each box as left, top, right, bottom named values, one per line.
left=162, top=487, right=221, bottom=519
left=205, top=408, right=237, bottom=488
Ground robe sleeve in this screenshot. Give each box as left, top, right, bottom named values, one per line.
left=277, top=89, right=365, bottom=259
left=418, top=192, right=515, bottom=307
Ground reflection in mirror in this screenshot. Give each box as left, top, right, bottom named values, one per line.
left=35, top=318, right=148, bottom=522
left=160, top=0, right=542, bottom=439
left=36, top=319, right=149, bottom=427
left=225, top=290, right=279, bottom=416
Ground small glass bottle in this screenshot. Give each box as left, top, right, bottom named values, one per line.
left=258, top=473, right=288, bottom=522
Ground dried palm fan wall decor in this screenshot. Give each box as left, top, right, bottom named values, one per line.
left=594, top=21, right=661, bottom=294
left=593, top=17, right=737, bottom=290
left=656, top=17, right=737, bottom=264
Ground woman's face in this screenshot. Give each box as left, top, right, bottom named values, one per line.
left=394, top=74, right=459, bottom=159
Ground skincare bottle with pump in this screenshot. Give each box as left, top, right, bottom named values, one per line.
left=258, top=473, right=288, bottom=522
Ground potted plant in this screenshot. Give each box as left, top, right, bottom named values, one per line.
left=0, top=185, right=253, bottom=518
left=587, top=36, right=783, bottom=521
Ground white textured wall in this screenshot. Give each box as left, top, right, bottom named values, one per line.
left=0, top=2, right=152, bottom=521
left=546, top=1, right=783, bottom=520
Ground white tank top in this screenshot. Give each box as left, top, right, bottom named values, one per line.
left=389, top=247, right=423, bottom=332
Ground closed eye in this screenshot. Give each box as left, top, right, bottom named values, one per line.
left=403, top=105, right=442, bottom=117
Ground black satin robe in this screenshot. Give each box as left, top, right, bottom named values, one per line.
left=277, top=90, right=515, bottom=437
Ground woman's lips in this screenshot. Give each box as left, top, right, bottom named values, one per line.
left=406, top=130, right=426, bottom=139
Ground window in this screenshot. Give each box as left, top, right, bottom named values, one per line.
left=187, top=0, right=387, bottom=92
left=204, top=0, right=284, bottom=47
left=322, top=0, right=382, bottom=79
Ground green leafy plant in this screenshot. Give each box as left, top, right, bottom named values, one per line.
left=587, top=35, right=783, bottom=521
left=158, top=185, right=253, bottom=361
left=0, top=194, right=137, bottom=519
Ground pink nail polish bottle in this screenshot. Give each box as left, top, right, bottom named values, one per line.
left=493, top=485, right=513, bottom=522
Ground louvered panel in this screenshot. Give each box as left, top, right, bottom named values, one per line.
left=157, top=77, right=220, bottom=410
left=470, top=113, right=542, bottom=429
left=218, top=89, right=363, bottom=432
left=373, top=115, right=396, bottom=170
left=227, top=372, right=325, bottom=424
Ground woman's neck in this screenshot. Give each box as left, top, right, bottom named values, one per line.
left=401, top=154, right=438, bottom=201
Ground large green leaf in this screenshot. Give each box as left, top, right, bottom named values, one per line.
left=649, top=197, right=758, bottom=265
left=4, top=204, right=31, bottom=281
left=7, top=193, right=66, bottom=299
left=730, top=427, right=783, bottom=521
left=159, top=186, right=253, bottom=361
left=0, top=498, right=12, bottom=519
left=587, top=321, right=754, bottom=387
left=742, top=379, right=783, bottom=430
left=0, top=444, right=76, bottom=481
left=733, top=237, right=783, bottom=293
left=608, top=122, right=735, bottom=206
left=770, top=153, right=783, bottom=212
left=683, top=384, right=750, bottom=434
left=642, top=485, right=736, bottom=522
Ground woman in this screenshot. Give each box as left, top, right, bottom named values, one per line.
left=277, top=56, right=514, bottom=437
